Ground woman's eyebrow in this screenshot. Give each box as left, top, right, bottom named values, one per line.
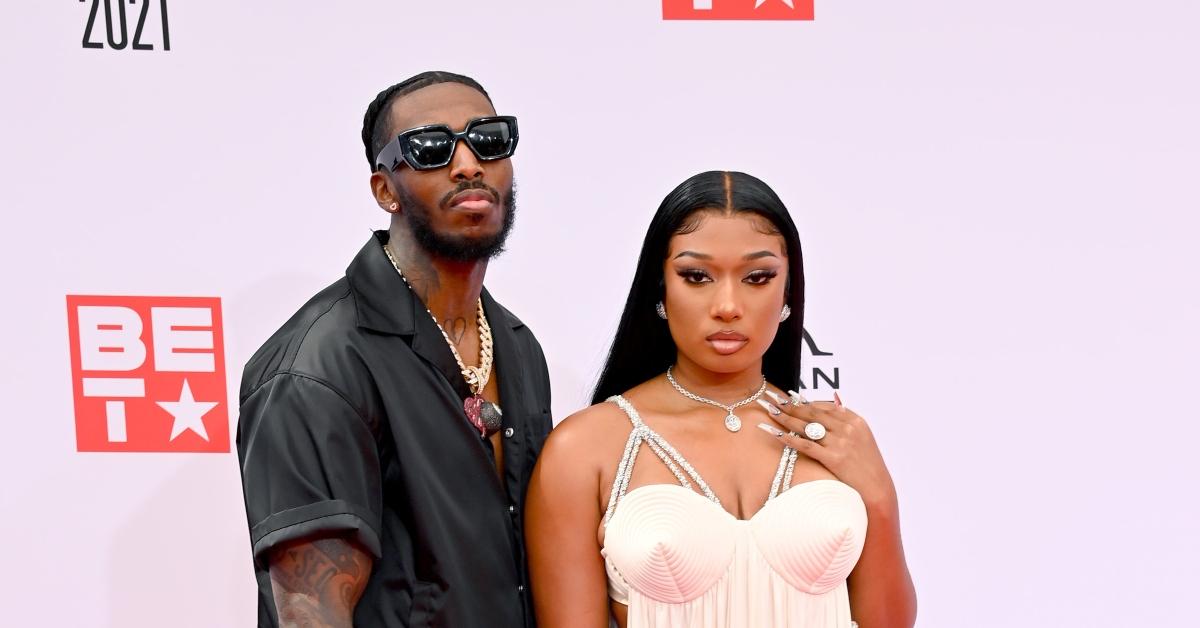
left=672, top=250, right=780, bottom=261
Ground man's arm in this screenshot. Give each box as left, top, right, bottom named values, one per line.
left=268, top=536, right=373, bottom=628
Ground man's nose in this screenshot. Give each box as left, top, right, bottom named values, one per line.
left=448, top=140, right=484, bottom=180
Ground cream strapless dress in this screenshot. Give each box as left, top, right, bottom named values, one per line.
left=601, top=395, right=868, bottom=628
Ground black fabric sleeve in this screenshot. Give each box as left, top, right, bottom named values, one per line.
left=238, top=372, right=383, bottom=568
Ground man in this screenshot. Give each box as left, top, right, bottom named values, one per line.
left=237, top=71, right=551, bottom=628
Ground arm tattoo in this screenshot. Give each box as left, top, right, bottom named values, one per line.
left=269, top=537, right=372, bottom=628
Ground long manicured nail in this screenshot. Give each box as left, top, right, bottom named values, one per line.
left=787, top=390, right=810, bottom=405
left=765, top=390, right=790, bottom=406
left=834, top=391, right=843, bottom=407
left=757, top=422, right=785, bottom=437
left=755, top=398, right=781, bottom=416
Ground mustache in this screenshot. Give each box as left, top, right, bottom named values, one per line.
left=439, top=180, right=501, bottom=209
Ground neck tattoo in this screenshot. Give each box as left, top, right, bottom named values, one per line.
left=384, top=243, right=503, bottom=438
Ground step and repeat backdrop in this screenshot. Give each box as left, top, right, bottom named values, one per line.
left=2, top=1, right=1197, bottom=626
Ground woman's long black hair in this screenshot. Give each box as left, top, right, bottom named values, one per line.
left=591, top=171, right=806, bottom=404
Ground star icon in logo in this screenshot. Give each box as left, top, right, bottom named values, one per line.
left=157, top=379, right=218, bottom=441
left=755, top=0, right=795, bottom=7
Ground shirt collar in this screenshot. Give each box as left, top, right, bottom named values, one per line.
left=346, top=231, right=527, bottom=337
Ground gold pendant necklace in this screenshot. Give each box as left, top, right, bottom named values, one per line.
left=384, top=244, right=503, bottom=437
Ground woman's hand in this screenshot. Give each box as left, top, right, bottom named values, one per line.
left=758, top=391, right=898, bottom=511
left=759, top=391, right=918, bottom=626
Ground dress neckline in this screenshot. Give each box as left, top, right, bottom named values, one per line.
left=603, top=394, right=799, bottom=524
left=607, top=479, right=853, bottom=527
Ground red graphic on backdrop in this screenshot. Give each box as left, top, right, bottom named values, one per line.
left=663, top=0, right=814, bottom=20
left=66, top=295, right=229, bottom=453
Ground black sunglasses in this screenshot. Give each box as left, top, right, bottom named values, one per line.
left=375, top=115, right=519, bottom=172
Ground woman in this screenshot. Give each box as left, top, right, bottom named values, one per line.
left=526, top=171, right=916, bottom=627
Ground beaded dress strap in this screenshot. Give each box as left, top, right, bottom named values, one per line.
left=602, top=395, right=721, bottom=524
left=601, top=395, right=798, bottom=523
left=768, top=447, right=799, bottom=501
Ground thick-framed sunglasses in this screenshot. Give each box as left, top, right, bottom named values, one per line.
left=375, top=115, right=519, bottom=172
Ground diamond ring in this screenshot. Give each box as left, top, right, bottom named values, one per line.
left=804, top=422, right=827, bottom=441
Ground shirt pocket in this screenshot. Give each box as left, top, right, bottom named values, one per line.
left=526, top=409, right=552, bottom=461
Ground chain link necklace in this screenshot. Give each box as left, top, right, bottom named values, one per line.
left=384, top=244, right=502, bottom=437
left=666, top=366, right=767, bottom=433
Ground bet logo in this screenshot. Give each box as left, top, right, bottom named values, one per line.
left=662, top=0, right=814, bottom=21
left=66, top=295, right=228, bottom=453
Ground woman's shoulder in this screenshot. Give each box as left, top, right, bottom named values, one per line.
left=549, top=400, right=629, bottom=442
left=541, top=377, right=669, bottom=460
left=538, top=397, right=638, bottom=465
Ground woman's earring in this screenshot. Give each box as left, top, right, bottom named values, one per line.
left=780, top=304, right=791, bottom=322
left=656, top=302, right=668, bottom=320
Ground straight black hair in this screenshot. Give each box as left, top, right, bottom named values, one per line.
left=591, top=171, right=805, bottom=404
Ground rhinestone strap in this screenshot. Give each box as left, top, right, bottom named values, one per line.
left=768, top=446, right=799, bottom=500
left=603, top=395, right=795, bottom=522
left=781, top=448, right=799, bottom=492
left=604, top=428, right=642, bottom=523
left=767, top=445, right=790, bottom=499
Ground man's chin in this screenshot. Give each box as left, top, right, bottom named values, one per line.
left=405, top=194, right=515, bottom=262
left=424, top=232, right=508, bottom=262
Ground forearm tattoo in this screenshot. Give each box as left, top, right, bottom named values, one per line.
left=269, top=537, right=372, bottom=628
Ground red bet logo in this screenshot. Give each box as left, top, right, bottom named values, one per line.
left=662, top=0, right=814, bottom=20
left=66, top=295, right=229, bottom=453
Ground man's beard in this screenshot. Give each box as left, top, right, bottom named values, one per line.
left=397, top=180, right=517, bottom=262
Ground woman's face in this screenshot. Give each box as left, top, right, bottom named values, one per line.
left=663, top=211, right=789, bottom=376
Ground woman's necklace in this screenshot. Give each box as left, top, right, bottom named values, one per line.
left=384, top=244, right=502, bottom=438
left=665, top=366, right=767, bottom=433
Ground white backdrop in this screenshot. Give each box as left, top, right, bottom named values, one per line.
left=2, top=1, right=1198, bottom=626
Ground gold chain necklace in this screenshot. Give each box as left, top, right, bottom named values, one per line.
left=383, top=243, right=502, bottom=437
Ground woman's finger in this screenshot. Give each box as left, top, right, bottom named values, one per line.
left=772, top=392, right=846, bottom=426
left=757, top=422, right=834, bottom=464
left=756, top=399, right=811, bottom=435
left=757, top=403, right=834, bottom=445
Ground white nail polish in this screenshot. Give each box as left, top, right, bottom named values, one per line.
left=765, top=390, right=789, bottom=406
left=756, top=422, right=785, bottom=437
left=787, top=390, right=810, bottom=405
left=755, top=398, right=781, bottom=416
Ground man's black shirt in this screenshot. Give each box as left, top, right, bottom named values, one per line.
left=237, top=232, right=552, bottom=627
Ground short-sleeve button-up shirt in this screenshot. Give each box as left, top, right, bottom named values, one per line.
left=237, top=232, right=552, bottom=627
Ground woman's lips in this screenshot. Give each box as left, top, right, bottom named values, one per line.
left=706, top=331, right=748, bottom=355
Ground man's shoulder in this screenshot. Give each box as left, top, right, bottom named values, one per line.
left=240, top=277, right=362, bottom=402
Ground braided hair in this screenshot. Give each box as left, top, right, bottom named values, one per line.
left=361, top=71, right=493, bottom=171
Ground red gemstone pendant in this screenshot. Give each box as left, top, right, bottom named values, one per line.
left=464, top=395, right=487, bottom=437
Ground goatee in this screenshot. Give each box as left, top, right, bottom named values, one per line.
left=397, top=180, right=517, bottom=262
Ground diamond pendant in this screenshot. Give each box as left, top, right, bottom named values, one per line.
left=480, top=401, right=503, bottom=434
left=724, top=413, right=742, bottom=433
left=464, top=394, right=503, bottom=438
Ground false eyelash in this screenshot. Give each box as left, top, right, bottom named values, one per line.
left=677, top=269, right=711, bottom=283
left=745, top=270, right=778, bottom=284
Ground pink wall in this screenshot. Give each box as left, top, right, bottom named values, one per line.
left=2, top=1, right=1197, bottom=625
